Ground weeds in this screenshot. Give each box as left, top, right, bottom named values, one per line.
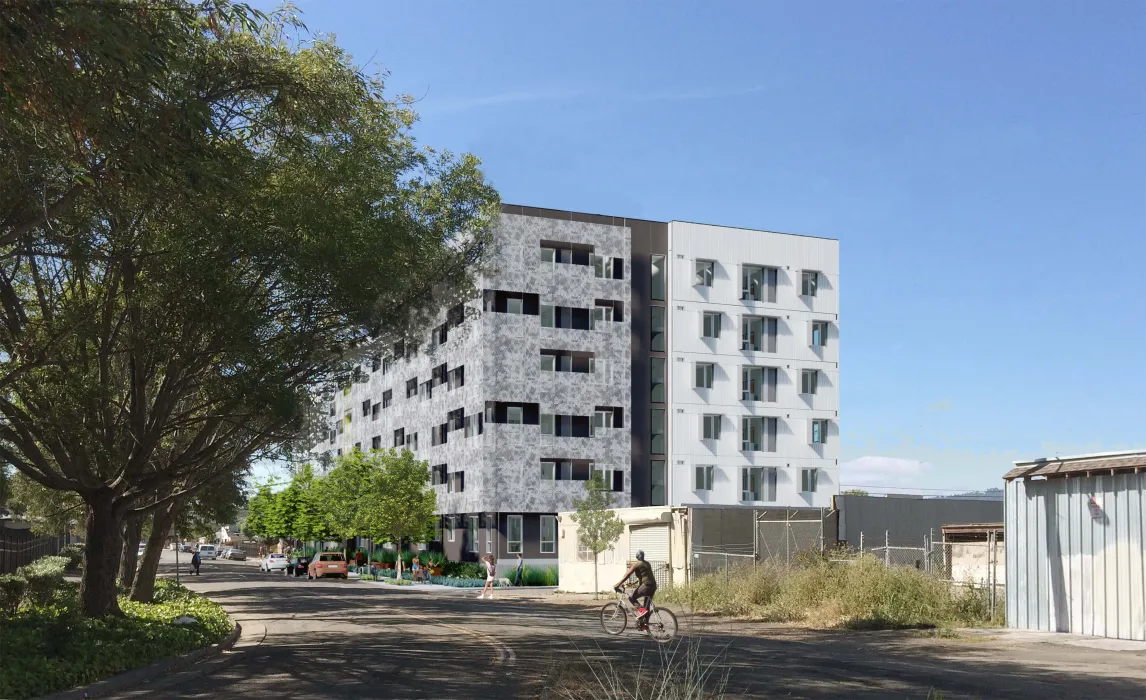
left=545, top=636, right=731, bottom=700
left=661, top=556, right=1003, bottom=629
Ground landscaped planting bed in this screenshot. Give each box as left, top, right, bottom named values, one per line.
left=0, top=574, right=231, bottom=700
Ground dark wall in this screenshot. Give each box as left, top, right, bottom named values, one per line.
left=836, top=495, right=1005, bottom=547
left=629, top=219, right=668, bottom=507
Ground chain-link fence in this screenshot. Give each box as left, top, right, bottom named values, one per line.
left=856, top=529, right=1005, bottom=618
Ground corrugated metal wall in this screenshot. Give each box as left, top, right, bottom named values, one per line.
left=1005, top=472, right=1146, bottom=641
left=836, top=495, right=1003, bottom=547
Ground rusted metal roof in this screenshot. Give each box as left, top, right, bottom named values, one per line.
left=1003, top=451, right=1146, bottom=481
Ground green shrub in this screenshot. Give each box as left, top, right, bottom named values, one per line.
left=0, top=581, right=231, bottom=699
left=0, top=575, right=27, bottom=615
left=520, top=565, right=559, bottom=586
left=58, top=544, right=84, bottom=571
left=441, top=561, right=484, bottom=579
left=371, top=549, right=397, bottom=564
left=17, top=556, right=69, bottom=608
left=426, top=551, right=446, bottom=567
left=400, top=549, right=415, bottom=567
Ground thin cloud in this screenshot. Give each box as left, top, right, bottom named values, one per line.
left=840, top=455, right=932, bottom=488
left=419, top=84, right=767, bottom=115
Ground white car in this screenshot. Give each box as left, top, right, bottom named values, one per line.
left=261, top=553, right=288, bottom=572
left=137, top=542, right=147, bottom=556
left=196, top=544, right=217, bottom=560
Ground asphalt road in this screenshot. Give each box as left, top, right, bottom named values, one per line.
left=111, top=552, right=1146, bottom=699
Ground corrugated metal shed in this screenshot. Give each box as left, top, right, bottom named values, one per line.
left=1004, top=451, right=1146, bottom=641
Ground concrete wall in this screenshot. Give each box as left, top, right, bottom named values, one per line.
left=667, top=222, right=840, bottom=508
left=947, top=541, right=1005, bottom=587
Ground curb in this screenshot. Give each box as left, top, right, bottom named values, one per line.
left=38, top=620, right=242, bottom=700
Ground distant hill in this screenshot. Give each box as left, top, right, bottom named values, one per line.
left=940, top=487, right=1003, bottom=501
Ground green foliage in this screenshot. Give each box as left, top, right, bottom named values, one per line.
left=570, top=474, right=624, bottom=595
left=364, top=450, right=437, bottom=566
left=316, top=452, right=379, bottom=551
left=0, top=0, right=497, bottom=617
left=0, top=581, right=230, bottom=699
left=520, top=565, right=560, bottom=587
left=16, top=556, right=69, bottom=608
left=4, top=473, right=84, bottom=536
left=371, top=549, right=397, bottom=564
left=840, top=489, right=870, bottom=496
left=440, top=561, right=486, bottom=579
left=59, top=544, right=85, bottom=571
left=661, top=556, right=1003, bottom=629
left=0, top=575, right=26, bottom=615
left=174, top=472, right=247, bottom=542
left=426, top=551, right=446, bottom=568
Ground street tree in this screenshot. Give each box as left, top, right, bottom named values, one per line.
left=366, top=450, right=436, bottom=579
left=571, top=474, right=625, bottom=598
left=0, top=2, right=497, bottom=616
left=318, top=451, right=379, bottom=560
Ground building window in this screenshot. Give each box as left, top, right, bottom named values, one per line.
left=506, top=297, right=524, bottom=315
left=393, top=428, right=404, bottom=448
left=448, top=471, right=464, bottom=493
left=361, top=400, right=371, bottom=417
left=650, top=306, right=665, bottom=352
left=801, top=468, right=819, bottom=493
left=540, top=304, right=554, bottom=328
left=742, top=467, right=777, bottom=502
left=702, top=414, right=721, bottom=440
left=406, top=377, right=418, bottom=398
left=702, top=312, right=721, bottom=339
left=592, top=408, right=615, bottom=436
left=541, top=515, right=557, bottom=554
left=593, top=255, right=621, bottom=279
left=371, top=403, right=380, bottom=421
left=650, top=460, right=666, bottom=506
left=540, top=414, right=554, bottom=436
left=506, top=406, right=524, bottom=425
left=382, top=389, right=392, bottom=409
left=695, top=362, right=714, bottom=389
left=801, top=270, right=819, bottom=297
left=801, top=369, right=818, bottom=395
left=651, top=357, right=665, bottom=403
left=486, top=523, right=493, bottom=554
left=650, top=409, right=665, bottom=454
left=577, top=534, right=595, bottom=562
left=651, top=254, right=666, bottom=301
left=447, top=517, right=456, bottom=542
left=507, top=515, right=523, bottom=554
left=695, top=465, right=714, bottom=491
left=811, top=321, right=828, bottom=347
left=540, top=460, right=556, bottom=480
left=468, top=516, right=478, bottom=553
left=540, top=246, right=556, bottom=264
left=448, top=365, right=465, bottom=390
left=811, top=419, right=828, bottom=445
left=695, top=260, right=714, bottom=287
left=540, top=354, right=555, bottom=371
left=371, top=435, right=381, bottom=450
left=741, top=316, right=776, bottom=352
left=431, top=464, right=447, bottom=486
left=407, top=432, right=418, bottom=451
left=741, top=416, right=777, bottom=452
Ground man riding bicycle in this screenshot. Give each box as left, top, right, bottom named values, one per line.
left=614, top=550, right=657, bottom=630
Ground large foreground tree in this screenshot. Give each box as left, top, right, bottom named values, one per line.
left=0, top=2, right=497, bottom=615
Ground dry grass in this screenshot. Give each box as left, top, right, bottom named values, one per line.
left=661, top=556, right=1003, bottom=630
left=543, top=637, right=731, bottom=700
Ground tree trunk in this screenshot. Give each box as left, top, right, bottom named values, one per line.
left=118, top=514, right=144, bottom=588
left=131, top=501, right=180, bottom=603
left=80, top=494, right=124, bottom=617
left=593, top=558, right=599, bottom=600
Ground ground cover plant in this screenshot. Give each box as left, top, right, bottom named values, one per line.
left=0, top=576, right=230, bottom=699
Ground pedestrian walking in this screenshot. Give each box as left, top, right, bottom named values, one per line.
left=477, top=554, right=496, bottom=599
left=513, top=552, right=524, bottom=586
left=191, top=550, right=201, bottom=576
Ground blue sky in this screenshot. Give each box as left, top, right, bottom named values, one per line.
left=252, top=1, right=1145, bottom=493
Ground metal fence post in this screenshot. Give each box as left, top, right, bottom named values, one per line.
left=884, top=530, right=890, bottom=567
left=859, top=531, right=864, bottom=556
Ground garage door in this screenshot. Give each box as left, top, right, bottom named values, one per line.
left=629, top=525, right=671, bottom=587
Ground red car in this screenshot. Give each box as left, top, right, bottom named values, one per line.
left=308, top=552, right=348, bottom=580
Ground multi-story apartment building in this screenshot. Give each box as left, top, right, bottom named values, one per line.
left=319, top=204, right=838, bottom=569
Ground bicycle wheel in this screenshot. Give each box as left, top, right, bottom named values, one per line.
left=600, top=602, right=628, bottom=635
left=645, top=608, right=678, bottom=643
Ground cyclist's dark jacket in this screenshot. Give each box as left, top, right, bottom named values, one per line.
left=633, top=560, right=656, bottom=589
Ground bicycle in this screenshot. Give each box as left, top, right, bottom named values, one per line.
left=600, top=587, right=678, bottom=643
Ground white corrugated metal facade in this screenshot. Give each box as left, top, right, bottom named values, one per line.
left=1005, top=463, right=1146, bottom=641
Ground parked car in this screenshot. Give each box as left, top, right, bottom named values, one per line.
left=261, top=553, right=288, bottom=572
left=182, top=543, right=194, bottom=553
left=222, top=548, right=246, bottom=561
left=196, top=544, right=217, bottom=560
left=284, top=555, right=310, bottom=577
left=217, top=547, right=231, bottom=559
left=308, top=552, right=348, bottom=580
